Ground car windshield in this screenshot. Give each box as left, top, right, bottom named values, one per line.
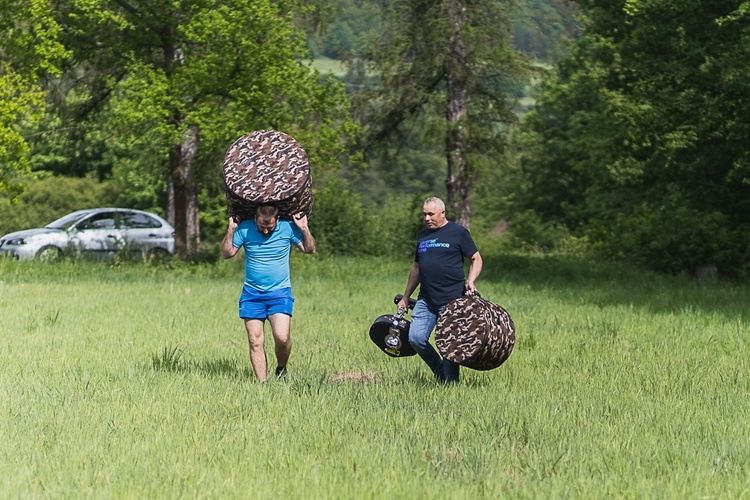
left=45, top=211, right=93, bottom=230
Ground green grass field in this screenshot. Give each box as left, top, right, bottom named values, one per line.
left=1, top=254, right=748, bottom=498
left=312, top=56, right=348, bottom=77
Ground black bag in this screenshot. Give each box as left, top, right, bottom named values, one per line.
left=368, top=295, right=418, bottom=358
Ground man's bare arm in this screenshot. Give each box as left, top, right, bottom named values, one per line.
left=397, top=261, right=420, bottom=310
left=292, top=213, right=316, bottom=254
left=221, top=217, right=240, bottom=259
left=465, top=251, right=483, bottom=294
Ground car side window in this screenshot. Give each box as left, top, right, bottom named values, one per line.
left=123, top=212, right=162, bottom=229
left=78, top=213, right=117, bottom=230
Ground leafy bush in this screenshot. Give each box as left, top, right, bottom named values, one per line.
left=590, top=202, right=747, bottom=278
left=0, top=175, right=121, bottom=234
left=368, top=193, right=425, bottom=258
left=108, top=156, right=166, bottom=214
left=197, top=189, right=233, bottom=260
left=309, top=179, right=423, bottom=258
left=505, top=209, right=573, bottom=253
left=309, top=178, right=375, bottom=256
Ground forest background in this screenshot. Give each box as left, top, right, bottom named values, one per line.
left=1, top=0, right=748, bottom=279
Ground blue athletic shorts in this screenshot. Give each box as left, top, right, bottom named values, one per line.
left=239, top=285, right=294, bottom=320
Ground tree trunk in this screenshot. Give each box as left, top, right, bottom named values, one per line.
left=445, top=0, right=471, bottom=229
left=166, top=175, right=175, bottom=227
left=169, top=125, right=201, bottom=257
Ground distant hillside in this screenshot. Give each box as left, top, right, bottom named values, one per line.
left=511, top=0, right=581, bottom=60
left=308, top=0, right=581, bottom=63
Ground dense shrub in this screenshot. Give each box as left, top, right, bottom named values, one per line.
left=197, top=190, right=233, bottom=259
left=0, top=175, right=121, bottom=234
left=309, top=179, right=423, bottom=258
left=589, top=203, right=750, bottom=279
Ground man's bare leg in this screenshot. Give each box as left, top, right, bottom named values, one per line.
left=244, top=318, right=267, bottom=381
left=268, top=313, right=292, bottom=372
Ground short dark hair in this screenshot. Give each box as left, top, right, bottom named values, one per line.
left=256, top=205, right=279, bottom=223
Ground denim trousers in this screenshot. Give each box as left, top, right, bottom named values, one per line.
left=408, top=299, right=460, bottom=383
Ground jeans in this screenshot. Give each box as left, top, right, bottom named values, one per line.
left=408, top=299, right=460, bottom=383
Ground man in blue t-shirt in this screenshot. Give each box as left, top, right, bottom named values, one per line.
left=221, top=205, right=316, bottom=382
left=397, top=197, right=483, bottom=384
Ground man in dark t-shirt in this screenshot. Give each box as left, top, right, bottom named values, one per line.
left=397, top=197, right=483, bottom=384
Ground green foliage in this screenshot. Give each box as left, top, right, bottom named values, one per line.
left=511, top=0, right=581, bottom=60
left=309, top=178, right=422, bottom=257
left=369, top=191, right=426, bottom=258
left=13, top=0, right=749, bottom=280
left=108, top=154, right=166, bottom=213
left=318, top=1, right=384, bottom=59
left=353, top=143, right=447, bottom=202
left=352, top=0, right=529, bottom=226
left=590, top=200, right=750, bottom=279
left=515, top=0, right=750, bottom=278
left=0, top=175, right=120, bottom=235
left=197, top=187, right=233, bottom=259
left=308, top=0, right=581, bottom=63
left=505, top=209, right=572, bottom=250
left=13, top=0, right=362, bottom=257
left=0, top=0, right=69, bottom=194
left=80, top=0, right=358, bottom=174
left=0, top=72, right=39, bottom=192
left=309, top=179, right=372, bottom=255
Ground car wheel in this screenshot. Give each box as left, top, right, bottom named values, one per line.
left=146, top=248, right=172, bottom=264
left=36, top=246, right=63, bottom=262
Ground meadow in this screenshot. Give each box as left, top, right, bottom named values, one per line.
left=1, top=253, right=748, bottom=498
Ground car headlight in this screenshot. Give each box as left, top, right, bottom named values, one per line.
left=6, top=238, right=26, bottom=245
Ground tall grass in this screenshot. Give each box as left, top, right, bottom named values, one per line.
left=1, top=254, right=748, bottom=498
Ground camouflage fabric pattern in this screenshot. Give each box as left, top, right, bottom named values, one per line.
left=223, top=130, right=313, bottom=220
left=435, top=296, right=515, bottom=370
left=225, top=175, right=312, bottom=221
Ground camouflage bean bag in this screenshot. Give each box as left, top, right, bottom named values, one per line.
left=223, top=130, right=313, bottom=220
left=435, top=296, right=515, bottom=370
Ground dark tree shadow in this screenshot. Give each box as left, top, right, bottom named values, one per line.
left=476, top=253, right=750, bottom=322
left=150, top=346, right=253, bottom=379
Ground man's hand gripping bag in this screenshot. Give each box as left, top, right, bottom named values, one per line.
left=435, top=295, right=515, bottom=370
left=369, top=295, right=418, bottom=358
left=369, top=308, right=416, bottom=358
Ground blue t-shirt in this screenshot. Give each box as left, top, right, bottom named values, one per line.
left=232, top=219, right=303, bottom=292
left=415, top=221, right=478, bottom=309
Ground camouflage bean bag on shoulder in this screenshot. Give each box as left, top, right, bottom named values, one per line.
left=435, top=295, right=515, bottom=371
left=223, top=130, right=313, bottom=220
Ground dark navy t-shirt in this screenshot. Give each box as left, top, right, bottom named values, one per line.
left=415, top=221, right=478, bottom=309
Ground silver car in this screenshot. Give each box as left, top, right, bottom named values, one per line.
left=0, top=208, right=176, bottom=261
